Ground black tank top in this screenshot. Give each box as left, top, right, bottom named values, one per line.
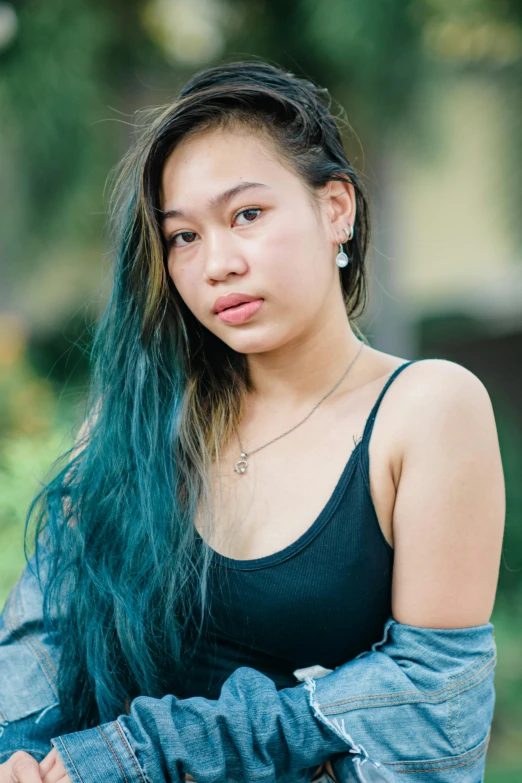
left=174, top=360, right=417, bottom=700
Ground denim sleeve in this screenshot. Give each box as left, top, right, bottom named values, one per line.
left=0, top=550, right=71, bottom=763
left=50, top=617, right=497, bottom=783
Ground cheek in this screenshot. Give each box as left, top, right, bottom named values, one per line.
left=168, top=261, right=201, bottom=312
left=260, top=223, right=328, bottom=303
left=256, top=221, right=297, bottom=280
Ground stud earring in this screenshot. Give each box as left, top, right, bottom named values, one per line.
left=335, top=225, right=353, bottom=268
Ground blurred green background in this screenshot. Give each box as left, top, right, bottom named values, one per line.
left=0, top=0, right=521, bottom=777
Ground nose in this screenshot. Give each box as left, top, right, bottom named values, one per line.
left=203, top=231, right=249, bottom=283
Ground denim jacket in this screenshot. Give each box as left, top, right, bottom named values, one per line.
left=0, top=550, right=497, bottom=783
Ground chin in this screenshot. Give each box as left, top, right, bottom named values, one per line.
left=219, top=329, right=285, bottom=356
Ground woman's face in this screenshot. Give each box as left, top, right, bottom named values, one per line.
left=159, top=126, right=347, bottom=355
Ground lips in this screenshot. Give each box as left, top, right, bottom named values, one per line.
left=212, top=293, right=262, bottom=314
left=217, top=298, right=264, bottom=325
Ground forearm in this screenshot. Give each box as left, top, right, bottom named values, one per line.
left=51, top=669, right=346, bottom=783
left=49, top=618, right=497, bottom=783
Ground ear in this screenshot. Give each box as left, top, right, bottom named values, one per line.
left=322, top=177, right=357, bottom=245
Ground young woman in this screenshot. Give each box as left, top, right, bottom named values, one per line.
left=0, top=61, right=504, bottom=783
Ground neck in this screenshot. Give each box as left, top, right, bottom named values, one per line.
left=245, top=319, right=364, bottom=416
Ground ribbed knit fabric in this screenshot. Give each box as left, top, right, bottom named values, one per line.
left=174, top=360, right=417, bottom=699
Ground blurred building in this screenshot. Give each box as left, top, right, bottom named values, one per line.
left=365, top=69, right=522, bottom=427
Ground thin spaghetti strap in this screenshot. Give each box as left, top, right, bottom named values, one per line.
left=360, top=360, right=418, bottom=448
left=357, top=360, right=419, bottom=487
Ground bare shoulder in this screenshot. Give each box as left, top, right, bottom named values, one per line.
left=390, top=357, right=497, bottom=449
left=398, top=357, right=491, bottom=401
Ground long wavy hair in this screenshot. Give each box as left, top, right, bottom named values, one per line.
left=26, top=59, right=372, bottom=730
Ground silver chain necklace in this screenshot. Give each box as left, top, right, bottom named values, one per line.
left=234, top=340, right=365, bottom=474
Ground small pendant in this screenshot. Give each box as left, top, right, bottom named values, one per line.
left=235, top=452, right=248, bottom=474
left=335, top=250, right=349, bottom=268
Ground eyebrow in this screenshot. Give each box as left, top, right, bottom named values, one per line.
left=160, top=181, right=270, bottom=223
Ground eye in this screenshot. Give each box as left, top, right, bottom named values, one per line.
left=165, top=207, right=261, bottom=250
left=166, top=231, right=197, bottom=249
left=234, top=207, right=261, bottom=224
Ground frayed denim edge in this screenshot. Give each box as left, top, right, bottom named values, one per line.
left=303, top=676, right=386, bottom=776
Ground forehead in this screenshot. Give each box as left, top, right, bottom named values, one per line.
left=159, top=127, right=298, bottom=209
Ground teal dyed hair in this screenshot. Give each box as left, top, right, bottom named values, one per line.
left=26, top=60, right=372, bottom=730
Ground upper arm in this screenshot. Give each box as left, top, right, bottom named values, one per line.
left=70, top=403, right=100, bottom=462
left=391, top=359, right=505, bottom=628
left=62, top=406, right=100, bottom=527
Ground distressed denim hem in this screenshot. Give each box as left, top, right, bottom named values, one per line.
left=304, top=677, right=369, bottom=759
left=302, top=678, right=431, bottom=783
left=51, top=721, right=149, bottom=783
left=303, top=671, right=493, bottom=783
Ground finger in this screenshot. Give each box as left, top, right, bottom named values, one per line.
left=325, top=760, right=339, bottom=783
left=41, top=763, right=68, bottom=783
left=9, top=751, right=43, bottom=783
left=40, top=753, right=69, bottom=783
left=39, top=748, right=58, bottom=776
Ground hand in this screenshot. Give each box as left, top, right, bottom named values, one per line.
left=0, top=748, right=72, bottom=783
left=311, top=760, right=339, bottom=781
left=0, top=751, right=43, bottom=782
left=39, top=747, right=72, bottom=783
left=325, top=759, right=338, bottom=781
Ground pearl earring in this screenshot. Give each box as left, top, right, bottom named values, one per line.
left=335, top=225, right=354, bottom=268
